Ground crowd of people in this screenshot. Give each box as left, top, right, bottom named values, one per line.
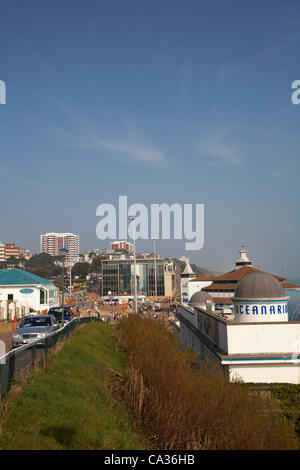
left=68, top=290, right=179, bottom=326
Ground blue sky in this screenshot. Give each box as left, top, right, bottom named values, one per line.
left=0, top=0, right=300, bottom=277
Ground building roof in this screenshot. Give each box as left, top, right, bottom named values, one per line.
left=182, top=263, right=195, bottom=275
left=234, top=272, right=286, bottom=299
left=190, top=276, right=215, bottom=282
left=210, top=266, right=285, bottom=283
left=282, top=282, right=300, bottom=289
left=204, top=283, right=238, bottom=291
left=0, top=268, right=52, bottom=286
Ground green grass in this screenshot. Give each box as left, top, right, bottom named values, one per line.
left=0, top=323, right=146, bottom=450
left=271, top=384, right=300, bottom=435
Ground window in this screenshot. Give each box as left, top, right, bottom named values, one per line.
left=21, top=317, right=51, bottom=327
left=40, top=289, right=48, bottom=305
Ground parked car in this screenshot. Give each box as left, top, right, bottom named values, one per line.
left=12, top=314, right=60, bottom=348
left=47, top=306, right=73, bottom=325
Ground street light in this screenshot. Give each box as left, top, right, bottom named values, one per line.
left=129, top=216, right=138, bottom=314
left=60, top=247, right=69, bottom=325
left=154, top=239, right=158, bottom=301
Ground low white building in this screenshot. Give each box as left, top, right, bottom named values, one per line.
left=0, top=268, right=59, bottom=320
left=177, top=272, right=300, bottom=384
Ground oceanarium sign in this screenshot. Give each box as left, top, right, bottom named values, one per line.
left=234, top=299, right=289, bottom=323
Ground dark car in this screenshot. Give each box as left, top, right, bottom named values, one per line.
left=48, top=306, right=73, bottom=325
left=12, top=314, right=60, bottom=348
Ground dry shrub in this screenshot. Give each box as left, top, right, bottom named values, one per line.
left=119, top=315, right=298, bottom=450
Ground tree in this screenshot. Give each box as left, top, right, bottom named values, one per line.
left=72, top=262, right=90, bottom=279
left=90, top=255, right=106, bottom=273
left=25, top=253, right=58, bottom=279
left=4, top=256, right=22, bottom=267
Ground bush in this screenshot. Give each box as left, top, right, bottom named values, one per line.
left=119, top=315, right=297, bottom=450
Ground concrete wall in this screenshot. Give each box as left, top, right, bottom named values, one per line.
left=229, top=363, right=300, bottom=384
left=178, top=320, right=225, bottom=375
left=227, top=322, right=300, bottom=355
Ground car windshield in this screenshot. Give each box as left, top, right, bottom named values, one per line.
left=52, top=310, right=70, bottom=317
left=50, top=308, right=70, bottom=314
left=21, top=317, right=51, bottom=327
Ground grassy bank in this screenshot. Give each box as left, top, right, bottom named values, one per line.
left=0, top=317, right=299, bottom=450
left=119, top=316, right=298, bottom=450
left=0, top=322, right=145, bottom=450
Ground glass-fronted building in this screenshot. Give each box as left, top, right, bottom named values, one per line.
left=102, top=258, right=166, bottom=297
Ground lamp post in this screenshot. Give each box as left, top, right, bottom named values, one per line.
left=129, top=216, right=137, bottom=314
left=60, top=248, right=69, bottom=325
left=154, top=239, right=158, bottom=301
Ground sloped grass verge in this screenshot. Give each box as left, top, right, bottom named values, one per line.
left=0, top=323, right=145, bottom=450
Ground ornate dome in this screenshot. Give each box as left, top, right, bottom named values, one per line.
left=235, top=272, right=285, bottom=299
left=189, top=291, right=213, bottom=304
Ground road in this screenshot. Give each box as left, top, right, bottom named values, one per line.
left=0, top=294, right=178, bottom=355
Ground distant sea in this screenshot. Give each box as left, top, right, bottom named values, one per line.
left=285, top=280, right=300, bottom=321
left=286, top=277, right=300, bottom=286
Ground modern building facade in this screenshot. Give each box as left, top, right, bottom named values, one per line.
left=40, top=233, right=79, bottom=261
left=101, top=257, right=179, bottom=297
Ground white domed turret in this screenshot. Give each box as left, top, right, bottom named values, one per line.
left=235, top=246, right=252, bottom=269
left=233, top=272, right=289, bottom=323
left=188, top=291, right=214, bottom=311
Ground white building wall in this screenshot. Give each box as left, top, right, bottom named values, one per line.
left=187, top=280, right=213, bottom=301
left=227, top=323, right=300, bottom=355
left=0, top=285, right=59, bottom=313
left=229, top=363, right=300, bottom=384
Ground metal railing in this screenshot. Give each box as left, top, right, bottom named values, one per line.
left=0, top=316, right=101, bottom=400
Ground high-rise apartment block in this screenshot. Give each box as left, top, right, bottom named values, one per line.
left=0, top=241, right=5, bottom=262
left=40, top=233, right=80, bottom=261
left=4, top=243, right=20, bottom=260
left=110, top=240, right=133, bottom=253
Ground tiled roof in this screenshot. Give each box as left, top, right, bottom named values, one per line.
left=282, top=282, right=300, bottom=289
left=190, top=276, right=215, bottom=282
left=211, top=266, right=285, bottom=282
left=203, top=283, right=238, bottom=291
left=0, top=268, right=52, bottom=285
